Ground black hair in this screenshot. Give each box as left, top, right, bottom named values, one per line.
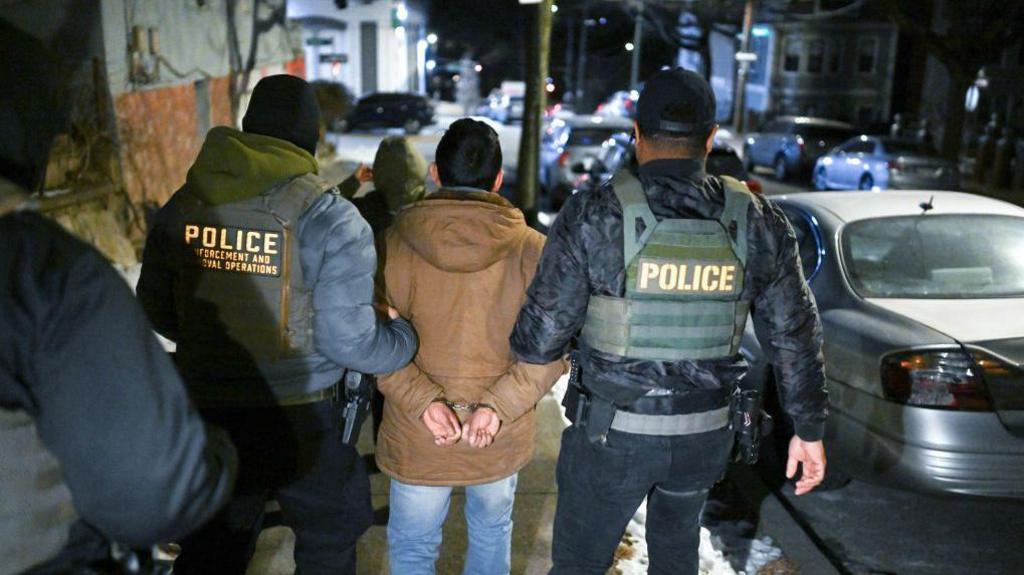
left=638, top=102, right=713, bottom=157
left=434, top=118, right=503, bottom=190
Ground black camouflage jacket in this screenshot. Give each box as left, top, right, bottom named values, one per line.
left=510, top=158, right=828, bottom=441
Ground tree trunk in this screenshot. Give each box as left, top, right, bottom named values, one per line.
left=940, top=69, right=973, bottom=160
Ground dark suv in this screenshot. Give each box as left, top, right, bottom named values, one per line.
left=341, top=92, right=435, bottom=135
left=743, top=116, right=857, bottom=181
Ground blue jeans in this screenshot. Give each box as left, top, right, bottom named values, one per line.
left=387, top=474, right=518, bottom=575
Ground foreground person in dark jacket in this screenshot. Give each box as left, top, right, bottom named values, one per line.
left=511, top=69, right=828, bottom=574
left=138, top=75, right=418, bottom=575
left=0, top=22, right=236, bottom=574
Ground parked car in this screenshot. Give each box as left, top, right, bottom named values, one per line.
left=539, top=115, right=634, bottom=208
left=742, top=190, right=1024, bottom=498
left=743, top=116, right=857, bottom=181
left=813, top=135, right=960, bottom=191
left=340, top=92, right=435, bottom=135
left=491, top=94, right=524, bottom=125
left=568, top=135, right=763, bottom=197
left=595, top=89, right=639, bottom=119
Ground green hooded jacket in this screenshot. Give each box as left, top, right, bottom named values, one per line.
left=338, top=136, right=427, bottom=232
left=186, top=126, right=319, bottom=205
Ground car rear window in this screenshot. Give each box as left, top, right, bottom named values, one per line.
left=568, top=128, right=628, bottom=146
left=798, top=126, right=857, bottom=140
left=882, top=140, right=937, bottom=156
left=841, top=215, right=1024, bottom=298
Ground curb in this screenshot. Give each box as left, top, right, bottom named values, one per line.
left=728, top=465, right=844, bottom=575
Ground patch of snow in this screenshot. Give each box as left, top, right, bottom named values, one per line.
left=615, top=499, right=738, bottom=575
left=702, top=499, right=784, bottom=575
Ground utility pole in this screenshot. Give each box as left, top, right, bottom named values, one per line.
left=564, top=13, right=575, bottom=106
left=630, top=0, right=644, bottom=89
left=575, top=0, right=589, bottom=106
left=517, top=0, right=553, bottom=227
left=732, top=0, right=755, bottom=133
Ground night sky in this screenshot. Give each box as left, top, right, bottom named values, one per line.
left=424, top=0, right=683, bottom=111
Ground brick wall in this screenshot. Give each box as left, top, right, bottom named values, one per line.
left=114, top=57, right=305, bottom=212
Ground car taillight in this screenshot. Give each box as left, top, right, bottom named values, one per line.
left=558, top=151, right=570, bottom=167
left=744, top=178, right=762, bottom=194
left=796, top=137, right=805, bottom=152
left=888, top=159, right=904, bottom=173
left=881, top=349, right=994, bottom=411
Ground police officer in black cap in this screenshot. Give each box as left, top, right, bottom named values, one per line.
left=511, top=68, right=829, bottom=574
left=138, top=74, right=418, bottom=574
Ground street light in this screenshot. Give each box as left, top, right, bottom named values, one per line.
left=625, top=42, right=635, bottom=52
left=475, top=64, right=483, bottom=72
left=551, top=3, right=559, bottom=12
left=427, top=33, right=438, bottom=44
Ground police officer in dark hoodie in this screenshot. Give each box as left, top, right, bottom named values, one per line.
left=0, top=21, right=237, bottom=574
left=511, top=69, right=828, bottom=574
left=137, top=75, right=418, bottom=574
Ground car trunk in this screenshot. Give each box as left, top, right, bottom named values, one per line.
left=869, top=298, right=1024, bottom=435
left=890, top=154, right=959, bottom=189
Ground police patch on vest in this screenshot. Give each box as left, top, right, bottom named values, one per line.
left=635, top=257, right=740, bottom=295
left=183, top=224, right=283, bottom=277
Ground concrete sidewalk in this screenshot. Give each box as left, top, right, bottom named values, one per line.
left=246, top=382, right=568, bottom=575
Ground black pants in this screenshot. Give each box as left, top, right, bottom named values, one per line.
left=550, top=425, right=733, bottom=575
left=173, top=399, right=373, bottom=575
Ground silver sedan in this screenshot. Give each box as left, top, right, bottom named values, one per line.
left=813, top=136, right=960, bottom=191
left=742, top=190, right=1024, bottom=498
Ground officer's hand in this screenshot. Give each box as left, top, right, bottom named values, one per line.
left=465, top=407, right=501, bottom=448
left=422, top=402, right=462, bottom=446
left=786, top=437, right=826, bottom=495
left=355, top=163, right=374, bottom=183
left=387, top=306, right=400, bottom=320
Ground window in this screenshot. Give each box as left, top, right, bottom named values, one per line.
left=846, top=139, right=876, bottom=155
left=783, top=38, right=802, bottom=73
left=807, top=39, right=825, bottom=74
left=828, top=40, right=841, bottom=74
left=842, top=215, right=1024, bottom=298
left=781, top=207, right=822, bottom=281
left=857, top=37, right=878, bottom=74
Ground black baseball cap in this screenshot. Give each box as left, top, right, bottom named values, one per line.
left=636, top=68, right=716, bottom=138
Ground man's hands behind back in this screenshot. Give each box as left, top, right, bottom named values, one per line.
left=422, top=401, right=462, bottom=446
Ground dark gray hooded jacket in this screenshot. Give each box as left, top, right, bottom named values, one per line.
left=510, top=159, right=828, bottom=441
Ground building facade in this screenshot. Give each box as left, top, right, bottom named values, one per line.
left=288, top=0, right=427, bottom=97
left=2, top=0, right=302, bottom=259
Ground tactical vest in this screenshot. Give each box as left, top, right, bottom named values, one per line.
left=582, top=171, right=754, bottom=362
left=1, top=185, right=78, bottom=574
left=172, top=174, right=327, bottom=382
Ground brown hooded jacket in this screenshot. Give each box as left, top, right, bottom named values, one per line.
left=375, top=189, right=566, bottom=486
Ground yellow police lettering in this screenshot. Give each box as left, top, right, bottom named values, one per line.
left=719, top=266, right=736, bottom=292
left=658, top=263, right=678, bottom=290
left=636, top=259, right=738, bottom=294
left=202, top=227, right=217, bottom=247
left=701, top=265, right=718, bottom=291
left=639, top=261, right=659, bottom=290
left=185, top=224, right=200, bottom=243
left=246, top=231, right=262, bottom=253
left=264, top=233, right=279, bottom=255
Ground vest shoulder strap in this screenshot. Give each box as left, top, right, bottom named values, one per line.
left=717, top=175, right=755, bottom=268
left=611, top=170, right=658, bottom=266
left=265, top=173, right=330, bottom=225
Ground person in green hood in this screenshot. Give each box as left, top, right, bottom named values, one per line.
left=138, top=74, right=419, bottom=575
left=337, top=135, right=429, bottom=233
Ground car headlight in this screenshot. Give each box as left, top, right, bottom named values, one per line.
left=880, top=349, right=998, bottom=411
